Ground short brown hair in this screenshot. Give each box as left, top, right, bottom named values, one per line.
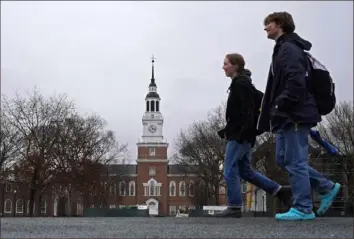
left=264, top=11, right=295, bottom=34
left=226, top=53, right=245, bottom=72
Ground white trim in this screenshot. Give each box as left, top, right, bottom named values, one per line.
left=136, top=159, right=169, bottom=163
left=146, top=198, right=159, bottom=205
left=169, top=181, right=176, bottom=196
left=119, top=181, right=126, bottom=196
left=136, top=142, right=169, bottom=147
left=179, top=181, right=186, bottom=197
left=4, top=199, right=12, bottom=213
left=16, top=199, right=24, bottom=213
left=167, top=174, right=198, bottom=177
left=128, top=181, right=136, bottom=196
left=104, top=173, right=137, bottom=177
left=40, top=200, right=47, bottom=214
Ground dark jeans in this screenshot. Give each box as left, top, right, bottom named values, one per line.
left=224, top=140, right=281, bottom=207
left=276, top=124, right=334, bottom=213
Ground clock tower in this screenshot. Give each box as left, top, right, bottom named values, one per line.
left=136, top=56, right=169, bottom=215
left=141, top=56, right=164, bottom=143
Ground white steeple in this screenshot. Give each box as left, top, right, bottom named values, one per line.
left=141, top=56, right=164, bottom=143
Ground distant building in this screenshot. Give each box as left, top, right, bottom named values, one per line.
left=0, top=57, right=227, bottom=217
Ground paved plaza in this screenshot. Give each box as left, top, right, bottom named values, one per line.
left=1, top=217, right=353, bottom=238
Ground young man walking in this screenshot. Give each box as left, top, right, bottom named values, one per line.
left=215, top=53, right=292, bottom=218
left=258, top=11, right=341, bottom=220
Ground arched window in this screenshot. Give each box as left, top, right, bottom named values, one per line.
left=40, top=199, right=46, bottom=214
left=189, top=181, right=195, bottom=197
left=149, top=180, right=156, bottom=196
left=16, top=199, right=24, bottom=213
left=129, top=181, right=135, bottom=196
left=110, top=183, right=116, bottom=196
left=146, top=101, right=150, bottom=112
left=4, top=199, right=12, bottom=213
left=179, top=181, right=186, bottom=196
left=156, top=101, right=159, bottom=112
left=151, top=101, right=155, bottom=112
left=119, top=181, right=126, bottom=196
left=169, top=181, right=176, bottom=196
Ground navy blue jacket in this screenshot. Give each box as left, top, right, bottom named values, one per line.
left=257, top=33, right=321, bottom=133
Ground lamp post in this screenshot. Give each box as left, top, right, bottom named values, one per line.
left=13, top=190, right=17, bottom=217
left=262, top=195, right=265, bottom=217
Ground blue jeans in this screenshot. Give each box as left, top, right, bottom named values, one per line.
left=276, top=124, right=334, bottom=213
left=224, top=140, right=281, bottom=207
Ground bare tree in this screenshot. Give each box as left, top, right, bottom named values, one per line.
left=174, top=105, right=226, bottom=205
left=252, top=133, right=289, bottom=185
left=52, top=114, right=128, bottom=212
left=0, top=113, right=21, bottom=179
left=2, top=89, right=75, bottom=216
left=316, top=101, right=354, bottom=212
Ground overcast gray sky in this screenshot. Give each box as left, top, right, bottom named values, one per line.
left=1, top=1, right=353, bottom=160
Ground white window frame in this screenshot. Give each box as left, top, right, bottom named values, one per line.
left=128, top=181, right=135, bottom=196
left=4, top=199, right=12, bottom=213
left=179, top=181, right=186, bottom=197
left=119, top=181, right=126, bottom=196
left=169, top=181, right=176, bottom=196
left=16, top=199, right=24, bottom=213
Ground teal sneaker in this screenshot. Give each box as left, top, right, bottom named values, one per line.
left=316, top=183, right=341, bottom=216
left=275, top=207, right=315, bottom=221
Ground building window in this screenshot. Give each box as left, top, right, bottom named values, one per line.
left=189, top=181, right=195, bottom=197
left=179, top=181, right=186, bottom=196
left=129, top=181, right=135, bottom=196
left=169, top=181, right=176, bottom=196
left=149, top=180, right=156, bottom=196
left=143, top=179, right=161, bottom=196
left=119, top=181, right=126, bottom=196
left=40, top=200, right=46, bottom=214
left=150, top=100, right=155, bottom=112
left=169, top=205, right=177, bottom=215
left=5, top=184, right=12, bottom=192
left=27, top=200, right=35, bottom=214
left=242, top=182, right=247, bottom=194
left=156, top=101, right=159, bottom=112
left=4, top=199, right=12, bottom=213
left=16, top=199, right=24, bottom=213
left=110, top=183, right=116, bottom=196
left=146, top=101, right=150, bottom=112
left=149, top=148, right=156, bottom=156
left=77, top=202, right=83, bottom=216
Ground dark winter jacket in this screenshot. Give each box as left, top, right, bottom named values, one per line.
left=222, top=69, right=257, bottom=145
left=256, top=33, right=321, bottom=133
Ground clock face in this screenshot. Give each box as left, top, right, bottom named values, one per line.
left=148, top=124, right=157, bottom=133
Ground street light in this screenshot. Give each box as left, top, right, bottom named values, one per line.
left=13, top=190, right=17, bottom=217
left=262, top=195, right=265, bottom=216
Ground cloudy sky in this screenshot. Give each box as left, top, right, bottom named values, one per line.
left=1, top=1, right=353, bottom=160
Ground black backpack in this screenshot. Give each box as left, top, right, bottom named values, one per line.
left=238, top=79, right=265, bottom=136
left=305, top=52, right=336, bottom=115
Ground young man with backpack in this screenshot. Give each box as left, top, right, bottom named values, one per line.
left=215, top=53, right=292, bottom=218
left=258, top=11, right=341, bottom=220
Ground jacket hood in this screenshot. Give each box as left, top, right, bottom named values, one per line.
left=240, top=69, right=252, bottom=78
left=277, top=32, right=312, bottom=51
left=230, top=69, right=252, bottom=90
